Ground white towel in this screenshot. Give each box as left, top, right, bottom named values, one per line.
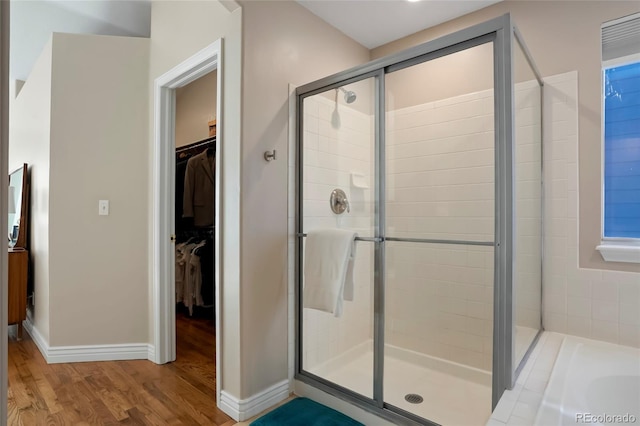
left=303, top=228, right=358, bottom=317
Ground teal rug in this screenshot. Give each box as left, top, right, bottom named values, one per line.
left=250, top=398, right=364, bottom=426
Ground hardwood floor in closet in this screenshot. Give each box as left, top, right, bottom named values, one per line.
left=7, top=313, right=234, bottom=425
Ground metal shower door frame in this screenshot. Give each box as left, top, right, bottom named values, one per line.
left=511, top=23, right=545, bottom=386
left=295, top=14, right=517, bottom=425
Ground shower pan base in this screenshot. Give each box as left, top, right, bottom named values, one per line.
left=310, top=342, right=492, bottom=426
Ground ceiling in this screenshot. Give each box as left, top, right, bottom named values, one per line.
left=11, top=0, right=500, bottom=82
left=10, top=0, right=151, bottom=81
left=296, top=0, right=502, bottom=50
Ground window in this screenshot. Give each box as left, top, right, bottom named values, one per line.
left=597, top=13, right=640, bottom=263
left=603, top=61, right=640, bottom=239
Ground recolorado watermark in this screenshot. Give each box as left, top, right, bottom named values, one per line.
left=576, top=413, right=637, bottom=423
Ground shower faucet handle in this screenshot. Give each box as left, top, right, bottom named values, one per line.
left=330, top=188, right=350, bottom=215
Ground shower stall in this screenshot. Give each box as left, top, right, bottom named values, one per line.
left=295, top=15, right=543, bottom=425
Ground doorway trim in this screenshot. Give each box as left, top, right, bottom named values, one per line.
left=1, top=1, right=9, bottom=424
left=151, top=40, right=222, bottom=396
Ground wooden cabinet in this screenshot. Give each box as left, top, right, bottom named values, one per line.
left=8, top=163, right=30, bottom=339
left=8, top=248, right=28, bottom=339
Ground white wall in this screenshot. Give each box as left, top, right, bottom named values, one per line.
left=542, top=72, right=640, bottom=347
left=47, top=33, right=149, bottom=346
left=148, top=0, right=243, bottom=398
left=175, top=70, right=217, bottom=148
left=9, top=38, right=53, bottom=343
left=242, top=0, right=370, bottom=399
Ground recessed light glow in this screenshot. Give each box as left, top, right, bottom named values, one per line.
left=407, top=0, right=421, bottom=2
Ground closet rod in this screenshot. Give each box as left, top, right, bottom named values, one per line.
left=176, top=136, right=216, bottom=153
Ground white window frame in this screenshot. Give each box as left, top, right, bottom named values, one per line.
left=597, top=52, right=640, bottom=263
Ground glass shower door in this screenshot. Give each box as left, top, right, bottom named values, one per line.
left=513, top=34, right=543, bottom=370
left=299, top=76, right=377, bottom=399
left=384, top=41, right=496, bottom=425
left=295, top=15, right=535, bottom=425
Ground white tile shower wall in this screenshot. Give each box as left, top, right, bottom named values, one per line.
left=300, top=95, right=375, bottom=373
left=386, top=242, right=495, bottom=370
left=542, top=71, right=640, bottom=348
left=386, top=91, right=495, bottom=241
left=385, top=82, right=543, bottom=371
left=385, top=90, right=496, bottom=371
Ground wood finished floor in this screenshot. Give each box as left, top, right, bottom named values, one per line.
left=7, top=312, right=235, bottom=425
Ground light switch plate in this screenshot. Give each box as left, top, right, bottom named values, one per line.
left=99, top=200, right=109, bottom=216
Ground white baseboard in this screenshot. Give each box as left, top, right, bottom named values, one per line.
left=23, top=317, right=151, bottom=364
left=219, top=379, right=290, bottom=421
left=147, top=345, right=156, bottom=362
left=22, top=317, right=49, bottom=360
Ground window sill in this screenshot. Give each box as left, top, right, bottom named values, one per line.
left=596, top=241, right=640, bottom=264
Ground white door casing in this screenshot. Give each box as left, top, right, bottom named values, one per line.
left=151, top=39, right=223, bottom=401
left=0, top=1, right=9, bottom=424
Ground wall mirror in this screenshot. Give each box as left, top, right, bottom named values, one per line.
left=8, top=163, right=29, bottom=249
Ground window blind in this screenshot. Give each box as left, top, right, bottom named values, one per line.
left=602, top=14, right=640, bottom=62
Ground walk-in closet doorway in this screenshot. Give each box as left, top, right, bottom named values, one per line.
left=152, top=40, right=224, bottom=404
left=173, top=67, right=218, bottom=378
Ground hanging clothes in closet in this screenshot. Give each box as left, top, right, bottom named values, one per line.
left=175, top=137, right=216, bottom=317
left=183, top=148, right=215, bottom=227
left=175, top=236, right=213, bottom=315
left=175, top=137, right=215, bottom=232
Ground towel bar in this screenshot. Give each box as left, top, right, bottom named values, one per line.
left=296, top=233, right=494, bottom=246
left=296, top=233, right=381, bottom=242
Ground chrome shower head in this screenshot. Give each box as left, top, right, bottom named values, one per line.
left=338, top=87, right=357, bottom=104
